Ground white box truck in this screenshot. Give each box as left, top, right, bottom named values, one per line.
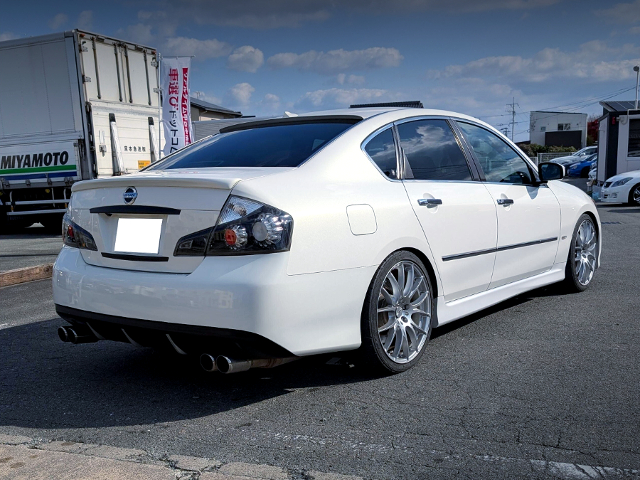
left=0, top=30, right=161, bottom=230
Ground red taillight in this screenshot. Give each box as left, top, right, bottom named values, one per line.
left=224, top=228, right=237, bottom=246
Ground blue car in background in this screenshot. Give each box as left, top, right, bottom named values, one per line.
left=568, top=153, right=597, bottom=178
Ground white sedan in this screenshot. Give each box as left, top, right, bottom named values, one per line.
left=600, top=170, right=640, bottom=205
left=53, top=107, right=601, bottom=374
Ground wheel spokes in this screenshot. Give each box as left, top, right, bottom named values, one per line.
left=376, top=260, right=431, bottom=364
left=402, top=265, right=415, bottom=297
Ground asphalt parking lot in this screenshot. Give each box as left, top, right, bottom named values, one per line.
left=0, top=203, right=638, bottom=479
left=0, top=224, right=61, bottom=273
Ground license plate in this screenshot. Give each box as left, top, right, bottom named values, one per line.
left=114, top=218, right=163, bottom=254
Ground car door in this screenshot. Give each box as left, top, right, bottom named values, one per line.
left=455, top=121, right=561, bottom=288
left=397, top=118, right=498, bottom=302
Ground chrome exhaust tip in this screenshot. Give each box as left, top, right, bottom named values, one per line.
left=216, top=356, right=252, bottom=374
left=58, top=326, right=71, bottom=342
left=200, top=354, right=218, bottom=372
left=58, top=326, right=98, bottom=344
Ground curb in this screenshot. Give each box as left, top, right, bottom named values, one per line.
left=0, top=263, right=53, bottom=288
left=0, top=434, right=364, bottom=480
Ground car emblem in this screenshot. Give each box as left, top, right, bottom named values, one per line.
left=123, top=187, right=138, bottom=205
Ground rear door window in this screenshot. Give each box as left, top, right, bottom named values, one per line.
left=396, top=119, right=472, bottom=181
left=148, top=121, right=356, bottom=170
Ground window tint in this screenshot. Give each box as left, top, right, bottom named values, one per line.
left=147, top=122, right=354, bottom=170
left=457, top=122, right=533, bottom=184
left=364, top=127, right=398, bottom=179
left=396, top=119, right=471, bottom=181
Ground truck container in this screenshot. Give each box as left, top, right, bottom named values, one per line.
left=0, top=30, right=161, bottom=230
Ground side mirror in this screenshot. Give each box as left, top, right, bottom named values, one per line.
left=539, top=162, right=565, bottom=182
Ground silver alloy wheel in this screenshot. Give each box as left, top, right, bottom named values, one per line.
left=377, top=261, right=430, bottom=364
left=633, top=185, right=640, bottom=205
left=574, top=218, right=597, bottom=286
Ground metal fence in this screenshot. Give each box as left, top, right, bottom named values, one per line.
left=537, top=152, right=572, bottom=164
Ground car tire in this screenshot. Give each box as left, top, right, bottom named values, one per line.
left=360, top=251, right=434, bottom=374
left=562, top=214, right=598, bottom=293
left=628, top=183, right=640, bottom=206
left=580, top=167, right=590, bottom=178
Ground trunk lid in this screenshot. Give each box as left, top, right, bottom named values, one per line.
left=70, top=167, right=292, bottom=273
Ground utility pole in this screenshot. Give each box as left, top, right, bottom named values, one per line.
left=506, top=97, right=519, bottom=141
left=634, top=66, right=639, bottom=110
left=500, top=127, right=509, bottom=137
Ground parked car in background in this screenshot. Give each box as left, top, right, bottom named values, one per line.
left=551, top=146, right=598, bottom=167
left=588, top=163, right=597, bottom=184
left=568, top=153, right=597, bottom=178
left=600, top=170, right=640, bottom=205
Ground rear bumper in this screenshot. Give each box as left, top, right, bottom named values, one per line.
left=52, top=246, right=374, bottom=356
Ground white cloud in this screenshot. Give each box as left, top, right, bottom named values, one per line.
left=229, top=83, right=255, bottom=106
left=164, top=37, right=233, bottom=60
left=0, top=32, right=17, bottom=41
left=427, top=41, right=640, bottom=83
left=77, top=10, right=93, bottom=30
left=117, top=24, right=155, bottom=46
left=337, top=74, right=366, bottom=85
left=227, top=46, right=264, bottom=73
left=295, top=87, right=397, bottom=110
left=268, top=47, right=403, bottom=74
left=48, top=13, right=68, bottom=30
left=598, top=0, right=640, bottom=24
left=260, top=93, right=282, bottom=112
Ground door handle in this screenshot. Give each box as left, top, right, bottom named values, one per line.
left=497, top=198, right=514, bottom=206
left=417, top=198, right=442, bottom=208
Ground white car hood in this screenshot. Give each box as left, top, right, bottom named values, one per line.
left=72, top=167, right=295, bottom=192
left=605, top=170, right=640, bottom=184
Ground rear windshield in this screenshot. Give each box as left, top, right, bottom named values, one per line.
left=147, top=122, right=355, bottom=170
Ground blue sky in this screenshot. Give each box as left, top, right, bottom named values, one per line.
left=1, top=0, right=639, bottom=141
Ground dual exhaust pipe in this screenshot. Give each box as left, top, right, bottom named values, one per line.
left=58, top=326, right=295, bottom=374
left=58, top=326, right=98, bottom=344
left=200, top=354, right=297, bottom=374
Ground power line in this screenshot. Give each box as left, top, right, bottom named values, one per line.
left=478, top=85, right=636, bottom=121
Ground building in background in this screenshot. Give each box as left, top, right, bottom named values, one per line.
left=529, top=111, right=588, bottom=149
left=596, top=101, right=640, bottom=184
left=190, top=97, right=242, bottom=121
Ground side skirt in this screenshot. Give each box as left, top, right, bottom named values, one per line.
left=436, top=262, right=566, bottom=327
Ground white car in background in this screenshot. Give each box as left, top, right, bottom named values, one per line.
left=551, top=146, right=598, bottom=167
left=53, top=108, right=601, bottom=374
left=600, top=170, right=640, bottom=205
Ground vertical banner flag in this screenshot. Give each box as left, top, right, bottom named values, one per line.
left=161, top=57, right=193, bottom=157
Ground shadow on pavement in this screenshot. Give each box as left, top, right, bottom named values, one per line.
left=0, top=317, right=373, bottom=431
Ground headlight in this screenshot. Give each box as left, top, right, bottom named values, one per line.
left=62, top=213, right=98, bottom=251
left=611, top=177, right=632, bottom=187
left=174, top=196, right=293, bottom=256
